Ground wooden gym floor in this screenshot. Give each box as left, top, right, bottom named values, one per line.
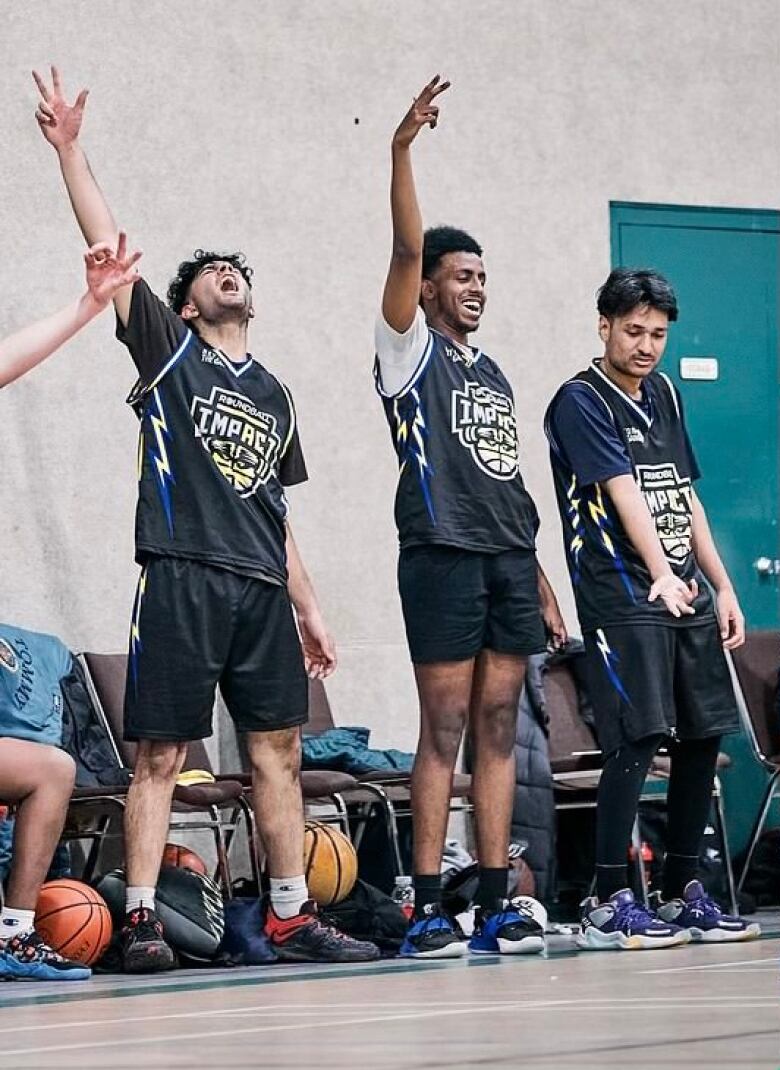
left=0, top=912, right=777, bottom=1070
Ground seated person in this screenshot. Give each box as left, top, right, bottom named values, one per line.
left=0, top=237, right=140, bottom=980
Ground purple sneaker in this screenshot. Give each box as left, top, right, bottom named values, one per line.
left=651, top=881, right=761, bottom=943
left=577, top=888, right=689, bottom=951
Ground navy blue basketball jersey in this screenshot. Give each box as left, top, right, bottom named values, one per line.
left=119, top=281, right=306, bottom=583
left=375, top=327, right=539, bottom=552
left=545, top=359, right=714, bottom=629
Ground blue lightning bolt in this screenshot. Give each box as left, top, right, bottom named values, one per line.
left=594, top=628, right=632, bottom=704
left=147, top=387, right=175, bottom=536
left=394, top=388, right=435, bottom=524
left=588, top=484, right=635, bottom=601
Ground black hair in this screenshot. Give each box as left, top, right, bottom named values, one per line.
left=166, top=250, right=254, bottom=314
left=422, top=226, right=483, bottom=280
left=597, top=268, right=678, bottom=322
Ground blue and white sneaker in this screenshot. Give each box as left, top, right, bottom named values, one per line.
left=651, top=881, right=761, bottom=943
left=577, top=888, right=689, bottom=951
left=469, top=898, right=545, bottom=955
left=0, top=930, right=91, bottom=981
left=399, top=904, right=467, bottom=959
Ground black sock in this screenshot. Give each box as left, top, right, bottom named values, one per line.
left=413, top=874, right=441, bottom=918
left=661, top=854, right=699, bottom=901
left=596, top=864, right=630, bottom=904
left=474, top=868, right=508, bottom=911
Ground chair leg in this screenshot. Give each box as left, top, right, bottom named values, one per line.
left=209, top=805, right=233, bottom=899
left=327, top=793, right=350, bottom=838
left=711, top=778, right=738, bottom=915
left=80, top=813, right=113, bottom=883
left=236, top=794, right=262, bottom=891
left=356, top=784, right=404, bottom=877
left=631, top=817, right=649, bottom=905
left=737, top=771, right=780, bottom=895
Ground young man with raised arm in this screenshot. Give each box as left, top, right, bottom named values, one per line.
left=375, top=77, right=567, bottom=959
left=34, top=66, right=379, bottom=971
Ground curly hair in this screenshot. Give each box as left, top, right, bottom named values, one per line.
left=166, top=250, right=254, bottom=314
left=422, top=226, right=483, bottom=280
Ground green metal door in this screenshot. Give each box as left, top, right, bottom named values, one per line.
left=611, top=202, right=780, bottom=855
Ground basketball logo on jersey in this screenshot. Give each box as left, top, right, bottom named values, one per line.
left=636, top=462, right=694, bottom=564
left=450, top=381, right=519, bottom=480
left=191, top=387, right=281, bottom=497
left=0, top=639, right=18, bottom=674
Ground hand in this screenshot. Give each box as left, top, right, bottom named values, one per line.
left=32, top=65, right=89, bottom=151
left=298, top=614, right=337, bottom=680
left=716, top=587, right=745, bottom=649
left=393, top=75, right=451, bottom=149
left=648, top=574, right=697, bottom=618
left=84, top=232, right=142, bottom=306
left=541, top=594, right=568, bottom=650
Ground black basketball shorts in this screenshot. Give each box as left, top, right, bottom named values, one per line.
left=582, top=619, right=740, bottom=757
left=124, top=556, right=308, bottom=742
left=398, top=545, right=547, bottom=664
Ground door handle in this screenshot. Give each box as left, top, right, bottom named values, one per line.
left=753, top=556, right=780, bottom=576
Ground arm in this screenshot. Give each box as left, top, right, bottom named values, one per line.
left=603, top=474, right=696, bottom=618
left=381, top=75, right=450, bottom=332
left=690, top=490, right=744, bottom=648
left=33, top=66, right=132, bottom=326
left=286, top=524, right=337, bottom=679
left=537, top=563, right=567, bottom=649
left=0, top=236, right=140, bottom=388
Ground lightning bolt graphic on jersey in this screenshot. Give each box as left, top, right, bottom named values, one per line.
left=129, top=565, right=148, bottom=692
left=147, top=387, right=176, bottom=536
left=566, top=474, right=585, bottom=583
left=594, top=628, right=631, bottom=705
left=394, top=388, right=435, bottom=524
left=588, top=484, right=635, bottom=602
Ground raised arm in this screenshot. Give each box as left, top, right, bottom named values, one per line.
left=33, top=66, right=133, bottom=326
left=0, top=234, right=141, bottom=388
left=381, top=75, right=450, bottom=332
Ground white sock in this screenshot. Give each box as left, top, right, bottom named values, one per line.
left=125, top=886, right=156, bottom=914
left=269, top=875, right=308, bottom=919
left=1, top=907, right=35, bottom=940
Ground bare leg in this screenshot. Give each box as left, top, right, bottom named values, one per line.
left=411, top=659, right=474, bottom=875
left=124, top=740, right=187, bottom=888
left=246, top=727, right=304, bottom=878
left=0, top=740, right=75, bottom=909
left=469, top=651, right=526, bottom=869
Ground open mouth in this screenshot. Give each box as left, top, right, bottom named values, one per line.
left=462, top=300, right=483, bottom=317
left=220, top=276, right=240, bottom=294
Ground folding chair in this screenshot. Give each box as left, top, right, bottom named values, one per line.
left=726, top=630, right=780, bottom=896
left=78, top=652, right=247, bottom=896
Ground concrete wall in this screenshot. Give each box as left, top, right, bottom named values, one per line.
left=1, top=1, right=778, bottom=753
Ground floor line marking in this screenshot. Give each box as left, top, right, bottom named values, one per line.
left=1, top=998, right=779, bottom=1057
left=641, top=956, right=780, bottom=974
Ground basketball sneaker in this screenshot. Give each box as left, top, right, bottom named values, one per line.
left=577, top=888, right=690, bottom=951
left=399, top=904, right=467, bottom=959
left=469, top=898, right=545, bottom=955
left=0, top=930, right=91, bottom=981
left=650, top=881, right=761, bottom=943
left=120, top=907, right=175, bottom=973
left=264, top=900, right=380, bottom=962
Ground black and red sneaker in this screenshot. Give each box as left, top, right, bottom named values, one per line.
left=264, top=900, right=380, bottom=963
left=120, top=908, right=175, bottom=973
left=0, top=929, right=91, bottom=981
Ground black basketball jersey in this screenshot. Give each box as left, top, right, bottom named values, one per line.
left=119, top=281, right=307, bottom=583
left=375, top=327, right=539, bottom=552
left=545, top=359, right=714, bottom=629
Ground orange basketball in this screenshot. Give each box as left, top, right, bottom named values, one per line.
left=162, top=842, right=208, bottom=875
left=303, top=821, right=357, bottom=906
left=35, top=879, right=113, bottom=965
